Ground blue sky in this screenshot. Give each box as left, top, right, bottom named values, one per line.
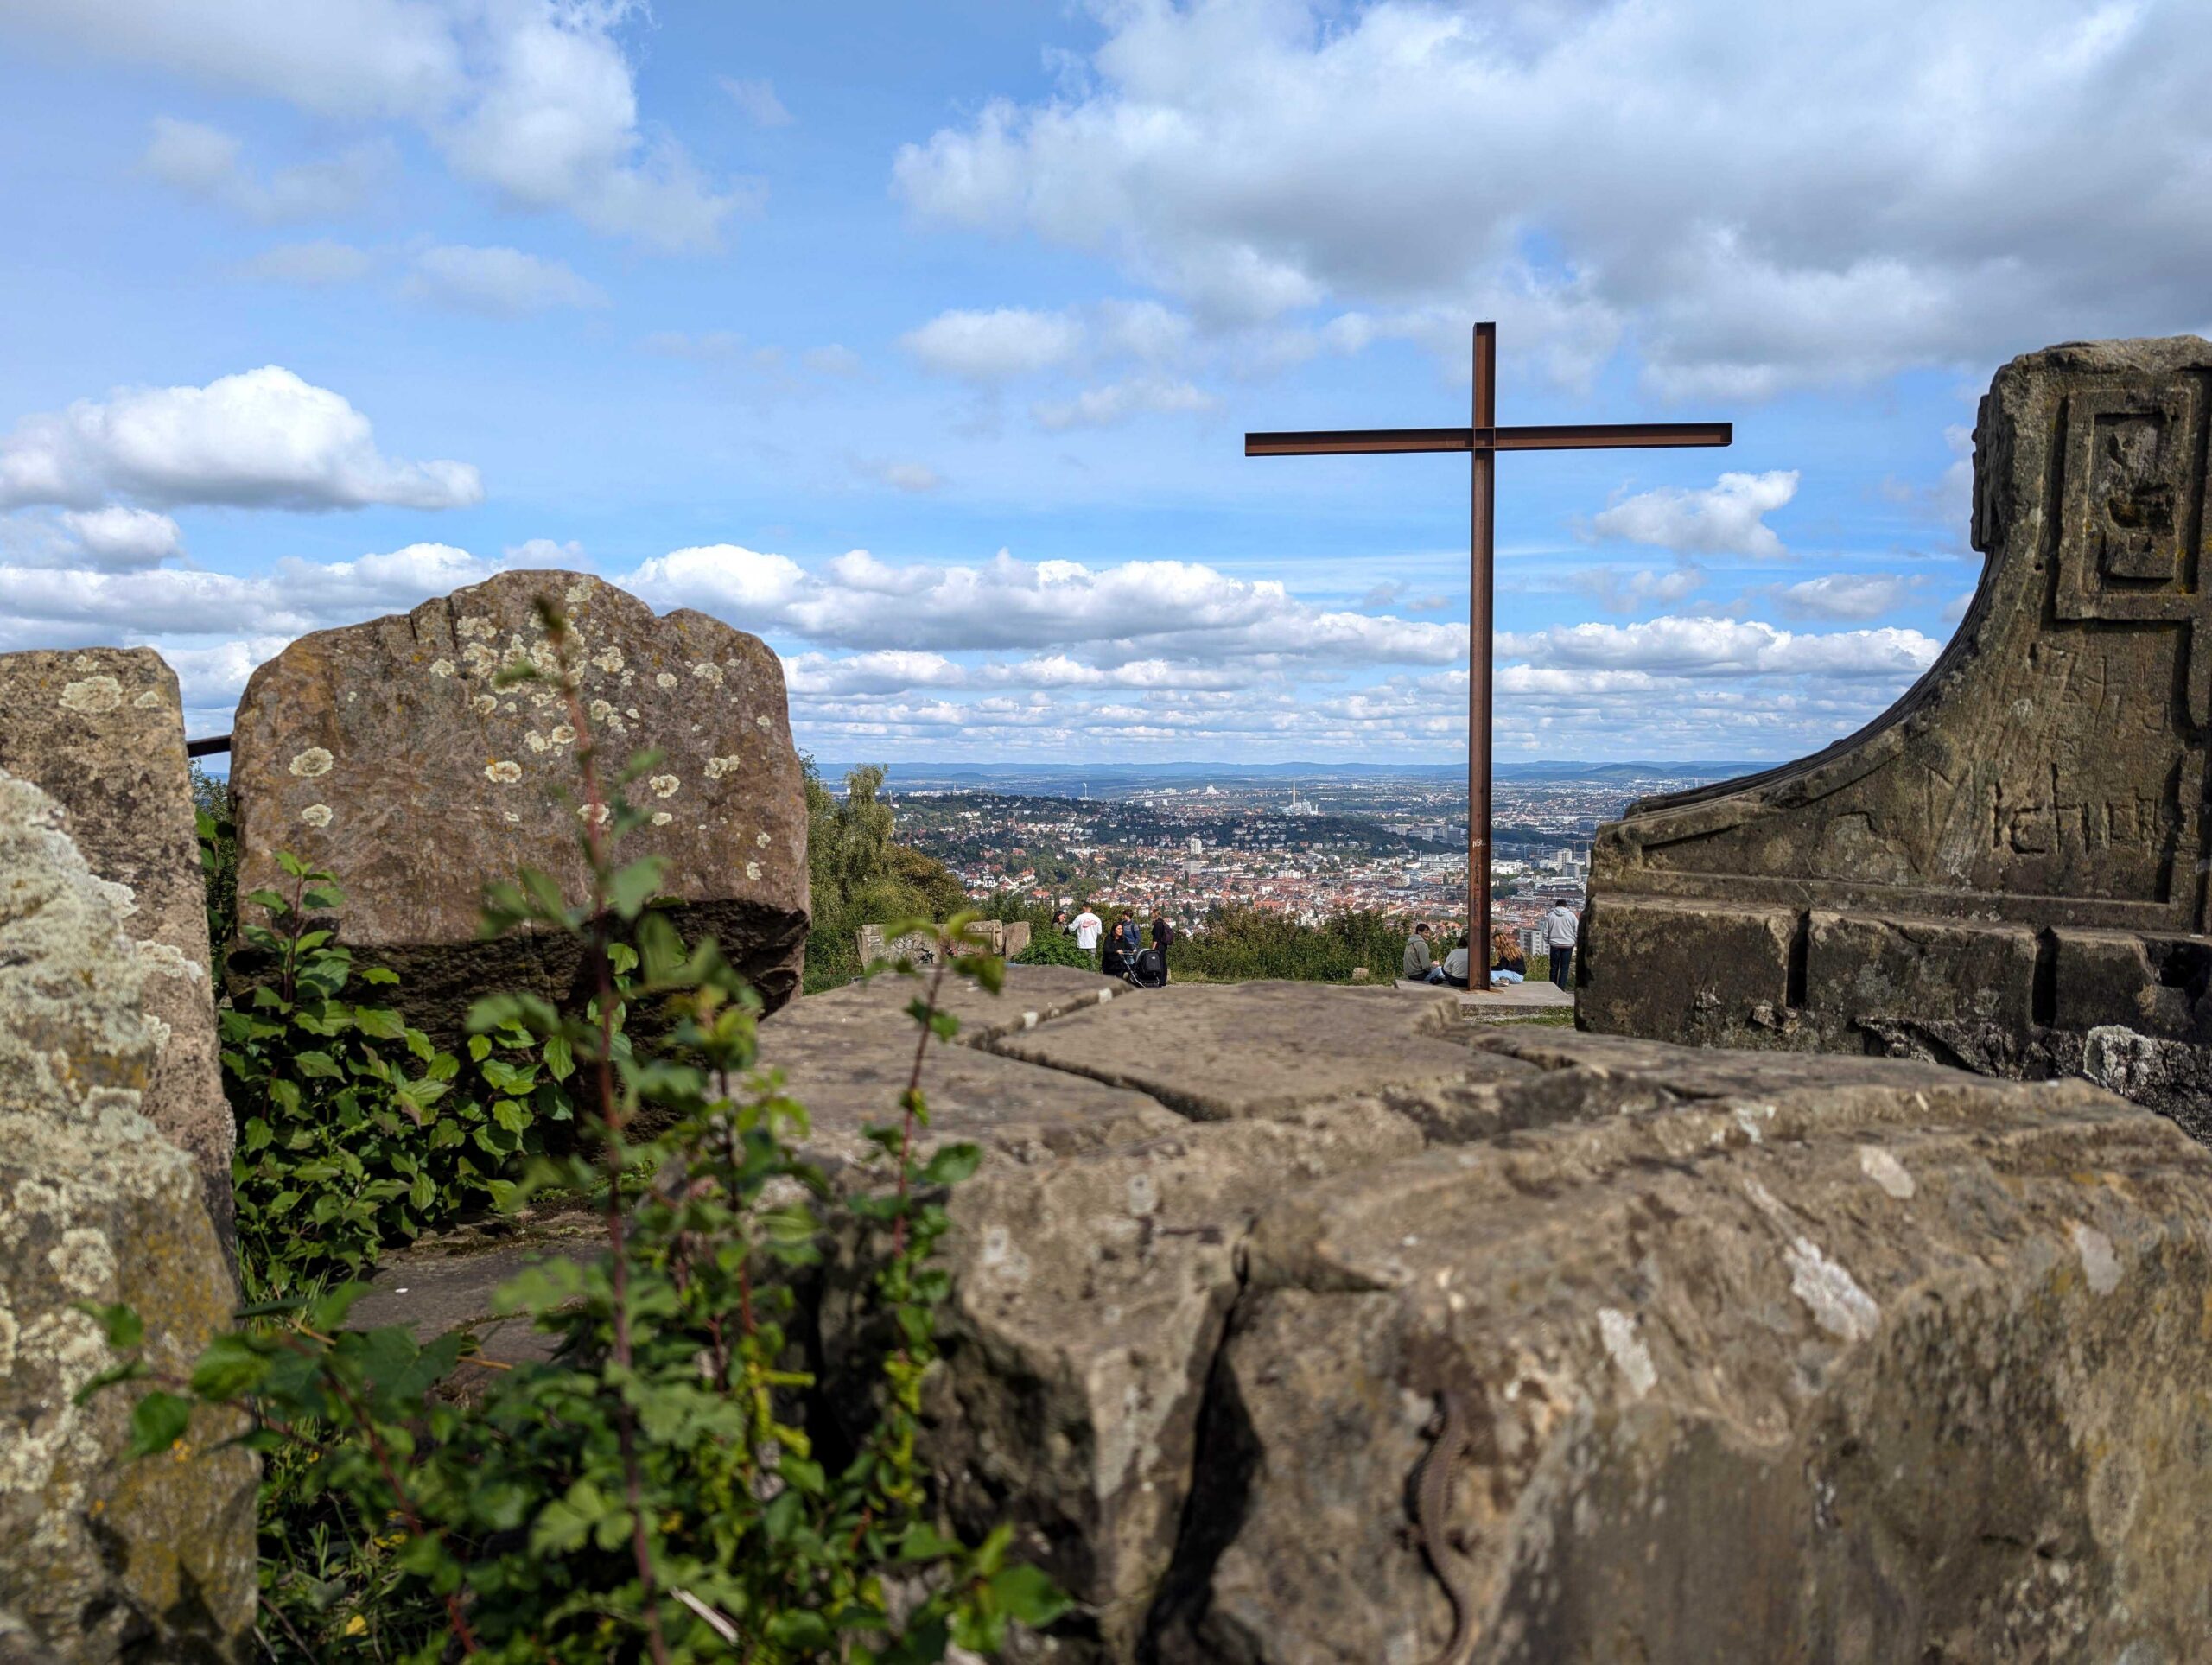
left=1, top=0, right=2205, bottom=764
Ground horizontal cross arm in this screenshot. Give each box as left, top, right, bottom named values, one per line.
left=1245, top=420, right=1732, bottom=456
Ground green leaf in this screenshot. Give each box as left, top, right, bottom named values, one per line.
left=919, top=1143, right=982, bottom=1186
left=77, top=1301, right=143, bottom=1351
left=292, top=1051, right=342, bottom=1080
left=607, top=856, right=666, bottom=922
left=409, top=1171, right=435, bottom=1211
left=301, top=884, right=344, bottom=912
left=988, top=1564, right=1072, bottom=1628
left=360, top=965, right=401, bottom=986
left=188, top=1333, right=270, bottom=1400
left=769, top=1612, right=834, bottom=1649
left=542, top=1033, right=575, bottom=1082
left=353, top=1007, right=407, bottom=1041
left=124, top=1390, right=194, bottom=1459
left=244, top=888, right=288, bottom=913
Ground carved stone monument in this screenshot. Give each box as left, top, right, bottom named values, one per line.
left=856, top=918, right=1006, bottom=969
left=0, top=648, right=233, bottom=1252
left=1581, top=338, right=2212, bottom=1134
left=232, top=571, right=810, bottom=1027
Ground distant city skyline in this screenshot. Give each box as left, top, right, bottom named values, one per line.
left=3, top=3, right=2208, bottom=761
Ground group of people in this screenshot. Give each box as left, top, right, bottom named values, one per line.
left=1402, top=900, right=1580, bottom=989
left=1058, top=904, right=1176, bottom=982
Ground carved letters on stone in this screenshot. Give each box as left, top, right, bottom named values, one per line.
left=1581, top=339, right=2212, bottom=1136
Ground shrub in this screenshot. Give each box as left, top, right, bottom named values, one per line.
left=1173, top=906, right=1418, bottom=983
left=224, top=854, right=559, bottom=1301
left=1013, top=928, right=1093, bottom=969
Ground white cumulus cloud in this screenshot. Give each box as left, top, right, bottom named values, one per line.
left=1032, top=376, right=1217, bottom=431
left=0, top=366, right=482, bottom=512
left=1751, top=573, right=1918, bottom=623
left=143, top=117, right=391, bottom=221
left=900, top=308, right=1085, bottom=381
left=60, top=506, right=184, bottom=569
left=10, top=0, right=743, bottom=250
left=892, top=0, right=2212, bottom=391
left=1591, top=471, right=1798, bottom=558
left=404, top=244, right=607, bottom=315
left=1499, top=615, right=1940, bottom=679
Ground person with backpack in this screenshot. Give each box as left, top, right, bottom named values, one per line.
left=1150, top=911, right=1176, bottom=981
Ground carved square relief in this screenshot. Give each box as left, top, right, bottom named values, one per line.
left=2055, top=381, right=2205, bottom=621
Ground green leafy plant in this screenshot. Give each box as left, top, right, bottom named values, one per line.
left=191, top=759, right=238, bottom=954
left=112, top=600, right=1066, bottom=1661
left=225, top=854, right=557, bottom=1300
left=1012, top=929, right=1093, bottom=969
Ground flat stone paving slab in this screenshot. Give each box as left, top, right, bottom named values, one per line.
left=796, top=962, right=1123, bottom=1045
left=760, top=964, right=1171, bottom=1142
left=346, top=1213, right=603, bottom=1372
left=986, top=980, right=1479, bottom=1122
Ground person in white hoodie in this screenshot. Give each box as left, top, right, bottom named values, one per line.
left=1541, top=900, right=1580, bottom=988
left=1071, top=905, right=1103, bottom=962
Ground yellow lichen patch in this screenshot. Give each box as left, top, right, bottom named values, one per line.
left=484, top=760, right=523, bottom=784
left=550, top=724, right=576, bottom=745
left=705, top=755, right=741, bottom=779
left=131, top=690, right=163, bottom=710
left=472, top=694, right=498, bottom=715
left=756, top=714, right=773, bottom=731
left=429, top=658, right=457, bottom=678
left=744, top=861, right=761, bottom=880
left=755, top=831, right=771, bottom=847
left=60, top=676, right=124, bottom=715
left=301, top=804, right=334, bottom=829
left=457, top=614, right=498, bottom=640
left=651, top=810, right=673, bottom=827
left=589, top=699, right=615, bottom=722
left=650, top=775, right=681, bottom=798
left=592, top=645, right=625, bottom=674
left=289, top=747, right=334, bottom=778
left=656, top=671, right=678, bottom=690
left=692, top=662, right=725, bottom=687
left=578, top=804, right=612, bottom=826
left=525, top=733, right=549, bottom=753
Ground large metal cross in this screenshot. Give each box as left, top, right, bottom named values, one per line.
left=1247, top=321, right=1732, bottom=990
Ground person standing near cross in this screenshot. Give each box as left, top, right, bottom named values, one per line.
left=1247, top=322, right=1732, bottom=991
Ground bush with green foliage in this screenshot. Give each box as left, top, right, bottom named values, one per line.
left=94, top=601, right=1063, bottom=1662
left=1171, top=905, right=1420, bottom=983
left=1012, top=928, right=1093, bottom=969
left=222, top=853, right=564, bottom=1302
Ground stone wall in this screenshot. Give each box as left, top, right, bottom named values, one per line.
left=230, top=570, right=809, bottom=1028
left=1582, top=337, right=2212, bottom=1135
left=0, top=649, right=233, bottom=1255
left=0, top=769, right=255, bottom=1662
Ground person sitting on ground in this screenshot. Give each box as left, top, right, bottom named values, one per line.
left=1402, top=921, right=1437, bottom=982
left=1489, top=925, right=1525, bottom=984
left=1440, top=933, right=1472, bottom=989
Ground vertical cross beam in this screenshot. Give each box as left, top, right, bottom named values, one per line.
left=1469, top=324, right=1496, bottom=989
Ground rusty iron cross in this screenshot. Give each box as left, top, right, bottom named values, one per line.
left=1246, top=322, right=1732, bottom=991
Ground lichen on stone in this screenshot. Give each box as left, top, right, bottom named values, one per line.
left=289, top=747, right=334, bottom=778
left=60, top=675, right=124, bottom=715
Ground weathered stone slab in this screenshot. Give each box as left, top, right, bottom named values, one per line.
left=0, top=649, right=232, bottom=1254
left=757, top=966, right=1176, bottom=1156
left=0, top=770, right=256, bottom=1662
left=1584, top=337, right=2212, bottom=1129
left=231, top=569, right=808, bottom=1029
left=986, top=981, right=1475, bottom=1121
left=1148, top=1035, right=2212, bottom=1663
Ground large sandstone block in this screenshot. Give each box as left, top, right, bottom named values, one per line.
left=1160, top=1037, right=2212, bottom=1664
left=230, top=570, right=808, bottom=1026
left=0, top=770, right=256, bottom=1662
left=1584, top=337, right=2212, bottom=1129
left=0, top=649, right=232, bottom=1255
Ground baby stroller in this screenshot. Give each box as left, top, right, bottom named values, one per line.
left=1122, top=945, right=1168, bottom=989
